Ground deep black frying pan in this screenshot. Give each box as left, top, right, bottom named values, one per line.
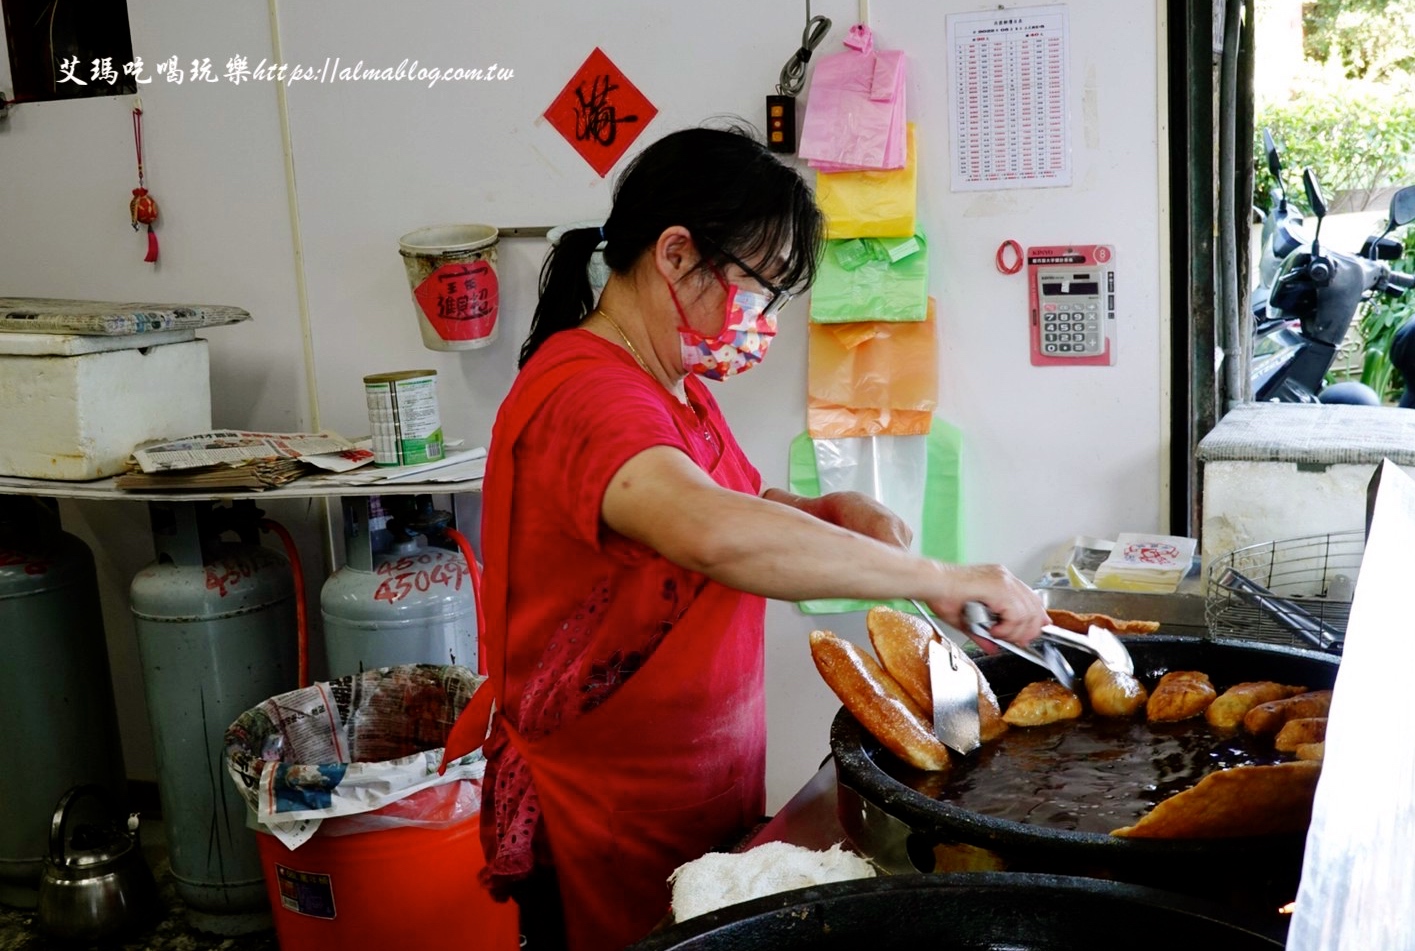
left=630, top=873, right=1286, bottom=950
left=831, top=635, right=1340, bottom=911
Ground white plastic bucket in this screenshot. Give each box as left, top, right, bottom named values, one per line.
left=397, top=224, right=500, bottom=351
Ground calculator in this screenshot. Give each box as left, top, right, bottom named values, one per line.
left=1028, top=245, right=1116, bottom=367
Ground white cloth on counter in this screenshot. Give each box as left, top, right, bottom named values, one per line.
left=668, top=841, right=876, bottom=922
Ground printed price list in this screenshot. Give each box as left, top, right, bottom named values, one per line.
left=948, top=5, right=1071, bottom=191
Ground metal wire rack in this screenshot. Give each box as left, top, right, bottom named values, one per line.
left=1205, top=530, right=1364, bottom=649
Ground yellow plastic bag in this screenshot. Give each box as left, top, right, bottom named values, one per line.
left=815, top=124, right=917, bottom=239
left=807, top=298, right=937, bottom=438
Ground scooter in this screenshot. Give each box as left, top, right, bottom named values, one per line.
left=1250, top=165, right=1415, bottom=403
left=1250, top=129, right=1307, bottom=335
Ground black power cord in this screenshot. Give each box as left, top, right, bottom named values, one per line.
left=767, top=7, right=831, bottom=153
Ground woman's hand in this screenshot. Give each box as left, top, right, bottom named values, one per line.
left=921, top=563, right=1048, bottom=650
left=763, top=488, right=912, bottom=550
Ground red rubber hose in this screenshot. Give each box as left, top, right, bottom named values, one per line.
left=444, top=527, right=486, bottom=676
left=260, top=519, right=309, bottom=688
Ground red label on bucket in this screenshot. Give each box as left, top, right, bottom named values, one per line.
left=276, top=864, right=337, bottom=919
left=413, top=261, right=499, bottom=341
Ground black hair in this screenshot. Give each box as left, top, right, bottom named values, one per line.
left=518, top=123, right=825, bottom=368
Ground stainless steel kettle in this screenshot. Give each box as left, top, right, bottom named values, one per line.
left=35, top=784, right=159, bottom=942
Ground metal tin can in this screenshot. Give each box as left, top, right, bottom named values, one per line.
left=364, top=370, right=445, bottom=466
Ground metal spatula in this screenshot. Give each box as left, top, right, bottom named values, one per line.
left=907, top=599, right=981, bottom=754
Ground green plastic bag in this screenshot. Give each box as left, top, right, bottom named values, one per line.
left=809, top=234, right=929, bottom=323
left=787, top=419, right=963, bottom=615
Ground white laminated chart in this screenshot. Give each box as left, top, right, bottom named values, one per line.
left=948, top=5, right=1070, bottom=191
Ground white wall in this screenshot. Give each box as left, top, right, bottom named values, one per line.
left=0, top=0, right=1165, bottom=810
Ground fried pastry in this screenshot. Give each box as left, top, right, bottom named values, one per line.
left=866, top=606, right=1009, bottom=743
left=1002, top=680, right=1083, bottom=727
left=1145, top=670, right=1217, bottom=722
left=1111, top=761, right=1322, bottom=838
left=1083, top=659, right=1149, bottom=717
left=1295, top=742, right=1325, bottom=762
left=1243, top=690, right=1333, bottom=736
left=1205, top=681, right=1309, bottom=730
left=1046, top=608, right=1160, bottom=635
left=1274, top=716, right=1327, bottom=752
left=809, top=629, right=952, bottom=772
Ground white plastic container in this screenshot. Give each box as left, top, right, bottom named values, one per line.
left=397, top=224, right=500, bottom=351
left=0, top=333, right=212, bottom=480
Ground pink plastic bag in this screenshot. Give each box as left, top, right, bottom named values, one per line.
left=799, top=25, right=907, bottom=171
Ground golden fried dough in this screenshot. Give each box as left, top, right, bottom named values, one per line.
left=1243, top=690, right=1333, bottom=736
left=1274, top=717, right=1328, bottom=752
left=1046, top=608, right=1160, bottom=635
left=1111, top=761, right=1322, bottom=838
left=1083, top=659, right=1149, bottom=717
left=1205, top=681, right=1309, bottom=730
left=1145, top=671, right=1217, bottom=722
left=809, top=629, right=952, bottom=772
left=1002, top=680, right=1083, bottom=727
left=1295, top=742, right=1325, bottom=762
left=866, top=606, right=1009, bottom=743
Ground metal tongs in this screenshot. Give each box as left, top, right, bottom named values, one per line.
left=961, top=601, right=1135, bottom=692
left=1214, top=567, right=1344, bottom=653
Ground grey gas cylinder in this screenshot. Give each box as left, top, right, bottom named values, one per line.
left=0, top=499, right=125, bottom=909
left=321, top=495, right=476, bottom=678
left=129, top=501, right=295, bottom=932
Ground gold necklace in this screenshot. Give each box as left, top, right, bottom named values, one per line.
left=594, top=308, right=651, bottom=374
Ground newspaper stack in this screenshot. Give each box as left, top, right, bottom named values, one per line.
left=115, top=430, right=373, bottom=490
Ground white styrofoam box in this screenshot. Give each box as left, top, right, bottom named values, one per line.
left=0, top=339, right=211, bottom=480
left=1199, top=460, right=1389, bottom=570
left=1196, top=403, right=1415, bottom=579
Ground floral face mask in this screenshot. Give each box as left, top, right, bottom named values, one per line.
left=676, top=283, right=778, bottom=381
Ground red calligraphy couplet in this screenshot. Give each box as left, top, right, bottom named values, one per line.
left=544, top=47, right=658, bottom=177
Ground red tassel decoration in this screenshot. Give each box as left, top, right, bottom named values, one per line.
left=131, top=187, right=160, bottom=262
left=130, top=103, right=160, bottom=263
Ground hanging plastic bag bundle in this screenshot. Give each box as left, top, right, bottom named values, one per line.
left=810, top=234, right=929, bottom=323
left=816, top=124, right=918, bottom=239
left=808, top=298, right=938, bottom=437
left=798, top=24, right=907, bottom=172
left=788, top=422, right=964, bottom=615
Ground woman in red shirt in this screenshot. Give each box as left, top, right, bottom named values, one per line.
left=446, top=126, right=1047, bottom=950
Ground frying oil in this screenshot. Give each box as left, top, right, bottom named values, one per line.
left=889, top=717, right=1286, bottom=834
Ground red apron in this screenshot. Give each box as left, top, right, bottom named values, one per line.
left=444, top=358, right=767, bottom=951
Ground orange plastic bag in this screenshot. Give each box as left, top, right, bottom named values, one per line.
left=807, top=401, right=934, bottom=438
left=807, top=298, right=937, bottom=438
left=816, top=124, right=917, bottom=239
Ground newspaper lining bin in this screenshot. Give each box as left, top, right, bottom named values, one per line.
left=225, top=665, right=517, bottom=949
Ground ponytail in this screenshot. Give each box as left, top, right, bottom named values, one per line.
left=519, top=226, right=603, bottom=368
left=518, top=125, right=823, bottom=369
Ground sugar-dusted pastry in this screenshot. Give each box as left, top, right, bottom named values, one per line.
left=1243, top=690, right=1333, bottom=736
left=1111, top=761, right=1322, bottom=838
left=1083, top=659, right=1149, bottom=717
left=1274, top=717, right=1327, bottom=752
left=809, top=629, right=951, bottom=772
left=866, top=606, right=1008, bottom=743
left=1205, top=681, right=1309, bottom=730
left=1145, top=670, right=1217, bottom=722
left=1002, top=680, right=1083, bottom=727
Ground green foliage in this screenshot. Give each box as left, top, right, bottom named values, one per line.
left=1356, top=232, right=1415, bottom=402
left=1303, top=0, right=1415, bottom=82
left=1254, top=94, right=1415, bottom=215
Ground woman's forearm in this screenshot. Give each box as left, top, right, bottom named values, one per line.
left=603, top=447, right=1043, bottom=639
